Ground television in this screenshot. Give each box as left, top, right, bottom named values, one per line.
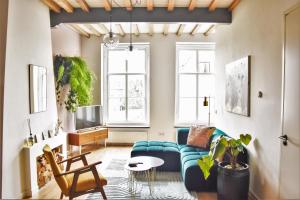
left=75, top=105, right=103, bottom=130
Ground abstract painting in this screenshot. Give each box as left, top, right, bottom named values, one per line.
left=225, top=56, right=250, bottom=116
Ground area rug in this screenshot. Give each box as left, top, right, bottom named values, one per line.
left=86, top=159, right=197, bottom=200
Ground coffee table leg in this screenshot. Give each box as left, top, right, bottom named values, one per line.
left=145, top=169, right=153, bottom=196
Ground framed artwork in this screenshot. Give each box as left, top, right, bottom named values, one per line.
left=225, top=56, right=251, bottom=116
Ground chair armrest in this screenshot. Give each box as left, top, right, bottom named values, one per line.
left=57, top=151, right=91, bottom=164
left=56, top=161, right=102, bottom=177
left=176, top=128, right=190, bottom=145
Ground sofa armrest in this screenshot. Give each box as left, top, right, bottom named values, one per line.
left=176, top=128, right=190, bottom=145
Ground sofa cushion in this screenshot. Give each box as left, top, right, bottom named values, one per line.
left=131, top=141, right=181, bottom=171
left=187, top=126, right=215, bottom=149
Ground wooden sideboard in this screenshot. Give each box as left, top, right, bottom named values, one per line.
left=68, top=128, right=108, bottom=153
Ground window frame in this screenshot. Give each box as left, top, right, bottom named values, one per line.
left=101, top=43, right=150, bottom=127
left=175, top=43, right=216, bottom=126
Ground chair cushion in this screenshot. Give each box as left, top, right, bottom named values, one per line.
left=66, top=171, right=107, bottom=193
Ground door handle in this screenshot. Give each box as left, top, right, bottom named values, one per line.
left=279, top=134, right=288, bottom=146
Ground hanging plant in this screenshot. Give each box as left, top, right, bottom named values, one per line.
left=54, top=55, right=95, bottom=112
left=65, top=90, right=78, bottom=112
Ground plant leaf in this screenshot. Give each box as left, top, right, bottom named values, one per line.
left=198, top=156, right=214, bottom=180
left=212, top=137, right=227, bottom=160
left=240, top=134, right=252, bottom=145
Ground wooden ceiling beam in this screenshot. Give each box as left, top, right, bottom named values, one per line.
left=167, top=0, right=175, bottom=11
left=163, top=24, right=169, bottom=36
left=203, top=24, right=215, bottom=36
left=103, top=0, right=112, bottom=11
left=208, top=0, right=217, bottom=11
left=98, top=24, right=109, bottom=34
left=190, top=24, right=200, bottom=35
left=53, top=0, right=74, bottom=13
left=176, top=24, right=185, bottom=36
left=90, top=24, right=105, bottom=34
left=125, top=0, right=133, bottom=11
left=148, top=24, right=153, bottom=36
left=50, top=8, right=232, bottom=27
left=188, top=0, right=197, bottom=11
left=116, top=24, right=125, bottom=36
left=76, top=0, right=89, bottom=12
left=147, top=0, right=154, bottom=11
left=68, top=24, right=90, bottom=37
left=41, top=0, right=61, bottom=13
left=85, top=24, right=101, bottom=36
left=228, top=0, right=240, bottom=12
left=134, top=24, right=140, bottom=36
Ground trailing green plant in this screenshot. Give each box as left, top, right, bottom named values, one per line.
left=198, top=134, right=252, bottom=180
left=65, top=90, right=78, bottom=112
left=54, top=55, right=95, bottom=112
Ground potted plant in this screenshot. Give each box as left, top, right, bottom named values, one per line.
left=54, top=56, right=94, bottom=131
left=198, top=134, right=252, bottom=200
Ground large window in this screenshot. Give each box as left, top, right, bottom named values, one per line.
left=102, top=44, right=150, bottom=126
left=175, top=43, right=215, bottom=125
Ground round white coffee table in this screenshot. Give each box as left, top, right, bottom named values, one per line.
left=124, top=156, right=164, bottom=196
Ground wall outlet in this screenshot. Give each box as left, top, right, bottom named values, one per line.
left=158, top=132, right=165, bottom=136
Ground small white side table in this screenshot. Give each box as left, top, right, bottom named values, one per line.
left=124, top=156, right=164, bottom=196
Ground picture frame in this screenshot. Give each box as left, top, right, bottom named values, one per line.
left=225, top=56, right=251, bottom=116
left=41, top=132, right=46, bottom=140
left=48, top=130, right=53, bottom=138
left=34, top=134, right=38, bottom=143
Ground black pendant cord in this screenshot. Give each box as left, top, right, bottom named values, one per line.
left=109, top=0, right=113, bottom=34
left=129, top=11, right=133, bottom=51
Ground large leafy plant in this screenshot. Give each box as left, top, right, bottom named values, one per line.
left=54, top=55, right=94, bottom=112
left=198, top=134, right=252, bottom=180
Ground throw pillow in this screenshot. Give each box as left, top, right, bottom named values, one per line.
left=187, top=126, right=216, bottom=149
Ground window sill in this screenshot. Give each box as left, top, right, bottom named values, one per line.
left=104, top=124, right=150, bottom=128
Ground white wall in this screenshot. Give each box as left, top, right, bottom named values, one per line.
left=214, top=0, right=300, bottom=199
left=81, top=34, right=215, bottom=142
left=0, top=0, right=8, bottom=198
left=2, top=0, right=57, bottom=198
left=51, top=24, right=81, bottom=56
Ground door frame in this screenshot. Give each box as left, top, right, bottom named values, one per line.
left=279, top=2, right=300, bottom=199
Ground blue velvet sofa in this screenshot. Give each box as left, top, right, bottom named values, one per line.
left=131, top=128, right=248, bottom=192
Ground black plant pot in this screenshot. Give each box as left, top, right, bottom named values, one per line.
left=217, top=162, right=250, bottom=200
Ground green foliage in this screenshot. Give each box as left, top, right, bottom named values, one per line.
left=198, top=134, right=252, bottom=180
left=198, top=156, right=214, bottom=180
left=53, top=56, right=95, bottom=112
left=65, top=90, right=78, bottom=112
left=57, top=65, right=64, bottom=83
left=69, top=57, right=94, bottom=106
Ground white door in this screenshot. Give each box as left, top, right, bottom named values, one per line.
left=280, top=4, right=300, bottom=200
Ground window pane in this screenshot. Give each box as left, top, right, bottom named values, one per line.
left=198, top=50, right=215, bottom=73
left=179, top=50, right=197, bottom=73
left=128, top=98, right=145, bottom=122
left=179, top=98, right=196, bottom=122
left=108, top=50, right=126, bottom=73
left=179, top=75, right=196, bottom=97
left=198, top=75, right=214, bottom=97
left=128, top=75, right=145, bottom=98
left=128, top=49, right=146, bottom=73
left=108, top=98, right=126, bottom=121
left=108, top=75, right=125, bottom=97
left=198, top=97, right=215, bottom=123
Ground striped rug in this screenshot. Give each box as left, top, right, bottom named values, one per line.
left=86, top=159, right=197, bottom=200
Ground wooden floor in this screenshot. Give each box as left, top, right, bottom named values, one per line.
left=29, top=145, right=217, bottom=200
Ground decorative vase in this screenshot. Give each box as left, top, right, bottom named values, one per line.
left=64, top=111, right=75, bottom=132
left=217, top=162, right=250, bottom=200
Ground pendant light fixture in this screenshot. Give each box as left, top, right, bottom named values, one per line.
left=103, top=0, right=119, bottom=48
left=129, top=11, right=133, bottom=51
